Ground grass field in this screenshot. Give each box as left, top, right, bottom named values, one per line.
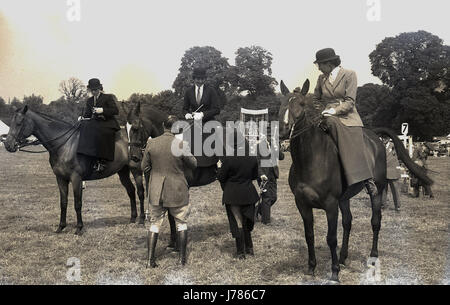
left=0, top=147, right=448, bottom=285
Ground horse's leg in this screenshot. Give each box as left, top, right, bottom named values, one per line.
left=370, top=192, right=383, bottom=258
left=296, top=199, right=316, bottom=276
left=338, top=199, right=352, bottom=265
left=118, top=166, right=138, bottom=223
left=71, top=175, right=84, bottom=235
left=55, top=176, right=69, bottom=233
left=130, top=167, right=145, bottom=225
left=325, top=204, right=340, bottom=282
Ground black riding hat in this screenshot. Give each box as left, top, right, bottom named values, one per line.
left=313, top=48, right=340, bottom=64
left=87, top=78, right=103, bottom=90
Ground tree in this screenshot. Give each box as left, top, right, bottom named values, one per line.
left=357, top=84, right=397, bottom=129
left=172, top=46, right=232, bottom=103
left=59, top=77, right=87, bottom=103
left=23, top=94, right=45, bottom=112
left=233, top=46, right=278, bottom=99
left=369, top=31, right=450, bottom=140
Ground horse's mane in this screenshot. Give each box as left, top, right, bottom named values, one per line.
left=29, top=109, right=74, bottom=129
left=291, top=93, right=324, bottom=130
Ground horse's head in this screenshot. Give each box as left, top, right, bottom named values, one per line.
left=278, top=79, right=310, bottom=140
left=4, top=106, right=35, bottom=152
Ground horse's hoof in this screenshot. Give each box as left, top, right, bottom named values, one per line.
left=307, top=267, right=315, bottom=277
left=130, top=217, right=137, bottom=224
left=329, top=273, right=340, bottom=283
left=74, top=228, right=83, bottom=236
left=55, top=225, right=66, bottom=233
left=339, top=258, right=347, bottom=266
left=138, top=217, right=145, bottom=225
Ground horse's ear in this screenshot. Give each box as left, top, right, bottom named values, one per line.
left=135, top=101, right=141, bottom=116
left=301, top=79, right=310, bottom=96
left=121, top=101, right=129, bottom=114
left=280, top=80, right=290, bottom=96
left=22, top=105, right=28, bottom=114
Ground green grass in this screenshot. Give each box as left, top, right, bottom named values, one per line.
left=0, top=148, right=448, bottom=285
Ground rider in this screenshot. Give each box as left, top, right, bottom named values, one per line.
left=182, top=67, right=221, bottom=166
left=77, top=78, right=120, bottom=173
left=312, top=48, right=378, bottom=196
left=183, top=67, right=220, bottom=123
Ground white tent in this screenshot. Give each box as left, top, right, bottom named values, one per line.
left=0, top=120, right=9, bottom=136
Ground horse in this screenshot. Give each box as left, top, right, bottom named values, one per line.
left=278, top=79, right=433, bottom=282
left=4, top=106, right=147, bottom=235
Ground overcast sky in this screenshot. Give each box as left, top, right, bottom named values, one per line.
left=0, top=0, right=448, bottom=102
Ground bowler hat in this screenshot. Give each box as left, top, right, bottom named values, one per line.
left=193, top=67, right=207, bottom=79
left=87, top=78, right=103, bottom=90
left=313, top=48, right=340, bottom=64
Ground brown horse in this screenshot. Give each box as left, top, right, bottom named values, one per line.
left=4, top=106, right=146, bottom=235
left=278, top=80, right=433, bottom=282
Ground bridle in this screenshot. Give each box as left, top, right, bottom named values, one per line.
left=11, top=112, right=81, bottom=153
left=287, top=111, right=323, bottom=141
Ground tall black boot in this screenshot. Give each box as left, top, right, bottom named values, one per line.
left=147, top=232, right=158, bottom=268
left=168, top=214, right=178, bottom=252
left=243, top=227, right=254, bottom=256
left=235, top=228, right=245, bottom=260
left=178, top=230, right=188, bottom=266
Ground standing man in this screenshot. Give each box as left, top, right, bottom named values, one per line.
left=183, top=67, right=220, bottom=123
left=381, top=137, right=401, bottom=211
left=77, top=78, right=120, bottom=173
left=141, top=115, right=197, bottom=268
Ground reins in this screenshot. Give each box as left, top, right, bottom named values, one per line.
left=17, top=119, right=81, bottom=154
left=289, top=113, right=323, bottom=140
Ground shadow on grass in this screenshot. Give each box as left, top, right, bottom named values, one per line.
left=83, top=216, right=131, bottom=229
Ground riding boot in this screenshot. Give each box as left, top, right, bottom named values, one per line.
left=235, top=228, right=245, bottom=260
left=178, top=230, right=188, bottom=266
left=147, top=232, right=158, bottom=268
left=261, top=201, right=271, bottom=225
left=243, top=227, right=254, bottom=256
left=167, top=214, right=179, bottom=252
left=364, top=178, right=378, bottom=197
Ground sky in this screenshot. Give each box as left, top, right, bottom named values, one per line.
left=0, top=0, right=449, bottom=102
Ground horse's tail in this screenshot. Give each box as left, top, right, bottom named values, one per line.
left=372, top=127, right=434, bottom=186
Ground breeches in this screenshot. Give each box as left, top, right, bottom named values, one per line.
left=148, top=204, right=190, bottom=233
left=324, top=116, right=373, bottom=185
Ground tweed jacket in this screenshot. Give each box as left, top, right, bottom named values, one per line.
left=313, top=67, right=364, bottom=127
left=183, top=85, right=220, bottom=122
left=141, top=132, right=197, bottom=208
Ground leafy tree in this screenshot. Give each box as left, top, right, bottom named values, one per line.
left=59, top=77, right=87, bottom=103
left=233, top=46, right=278, bottom=99
left=369, top=31, right=450, bottom=139
left=23, top=94, right=45, bottom=112
left=172, top=46, right=232, bottom=104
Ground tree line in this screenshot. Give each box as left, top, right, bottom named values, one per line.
left=1, top=31, right=448, bottom=140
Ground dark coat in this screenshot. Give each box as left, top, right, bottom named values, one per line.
left=183, top=85, right=220, bottom=122
left=77, top=93, right=120, bottom=161
left=217, top=155, right=259, bottom=206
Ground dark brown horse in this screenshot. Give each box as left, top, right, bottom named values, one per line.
left=278, top=80, right=433, bottom=282
left=4, top=106, right=147, bottom=235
